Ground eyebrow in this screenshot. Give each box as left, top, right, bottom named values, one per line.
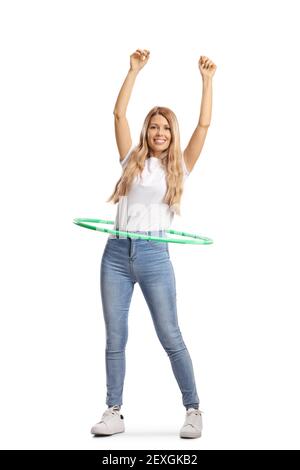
left=150, top=123, right=170, bottom=126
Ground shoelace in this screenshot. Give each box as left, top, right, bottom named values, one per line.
left=187, top=408, right=204, bottom=416
left=183, top=408, right=204, bottom=430
left=98, top=406, right=121, bottom=424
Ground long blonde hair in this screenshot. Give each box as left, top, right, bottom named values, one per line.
left=106, top=106, right=185, bottom=216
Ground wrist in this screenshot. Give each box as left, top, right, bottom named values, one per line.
left=129, top=67, right=139, bottom=76
left=202, top=76, right=212, bottom=85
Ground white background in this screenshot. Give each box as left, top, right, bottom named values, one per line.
left=1, top=0, right=300, bottom=450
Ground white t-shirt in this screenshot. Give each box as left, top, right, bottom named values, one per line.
left=109, top=144, right=190, bottom=236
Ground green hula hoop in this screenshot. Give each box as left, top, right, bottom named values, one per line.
left=73, top=218, right=213, bottom=245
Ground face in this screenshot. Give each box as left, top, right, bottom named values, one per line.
left=147, top=115, right=171, bottom=157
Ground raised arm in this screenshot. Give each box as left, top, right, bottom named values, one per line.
left=113, top=49, right=150, bottom=162
left=183, top=56, right=217, bottom=173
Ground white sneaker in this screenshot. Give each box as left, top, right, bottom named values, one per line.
left=91, top=405, right=125, bottom=436
left=179, top=408, right=203, bottom=438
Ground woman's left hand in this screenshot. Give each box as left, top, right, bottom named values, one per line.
left=198, top=56, right=217, bottom=79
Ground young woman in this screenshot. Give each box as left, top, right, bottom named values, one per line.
left=91, top=49, right=216, bottom=439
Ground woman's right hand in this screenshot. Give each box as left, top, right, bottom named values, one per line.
left=130, top=49, right=150, bottom=72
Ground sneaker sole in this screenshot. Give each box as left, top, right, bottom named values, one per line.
left=91, top=429, right=125, bottom=436
left=180, top=431, right=202, bottom=438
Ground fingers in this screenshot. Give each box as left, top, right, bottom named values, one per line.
left=199, top=56, right=216, bottom=69
left=136, top=49, right=150, bottom=60
left=200, top=56, right=209, bottom=67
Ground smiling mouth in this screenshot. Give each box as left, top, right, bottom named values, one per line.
left=154, top=139, right=166, bottom=144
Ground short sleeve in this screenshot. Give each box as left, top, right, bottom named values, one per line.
left=182, top=155, right=190, bottom=177
left=119, top=143, right=136, bottom=168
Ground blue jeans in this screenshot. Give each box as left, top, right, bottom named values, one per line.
left=100, top=229, right=200, bottom=409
